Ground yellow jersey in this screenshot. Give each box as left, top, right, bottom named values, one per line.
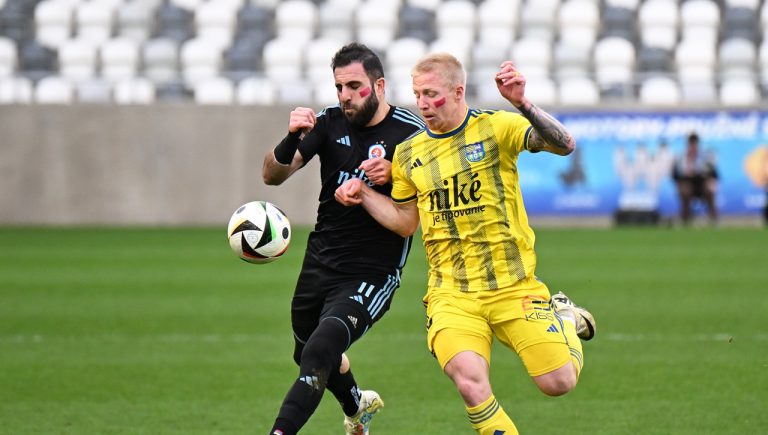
left=391, top=108, right=536, bottom=293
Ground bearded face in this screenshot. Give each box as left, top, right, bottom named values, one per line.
left=343, top=89, right=379, bottom=128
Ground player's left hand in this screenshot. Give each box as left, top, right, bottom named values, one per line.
left=495, top=61, right=526, bottom=107
left=335, top=178, right=364, bottom=206
left=359, top=158, right=392, bottom=185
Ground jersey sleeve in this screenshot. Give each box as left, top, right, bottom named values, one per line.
left=492, top=111, right=533, bottom=156
left=390, top=150, right=417, bottom=203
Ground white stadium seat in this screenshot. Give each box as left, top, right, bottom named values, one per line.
left=194, top=76, right=235, bottom=105
left=101, top=38, right=140, bottom=82
left=0, top=36, right=17, bottom=77
left=113, top=77, right=156, bottom=104
left=477, top=0, right=519, bottom=51
left=262, top=37, right=304, bottom=84
left=143, top=38, right=179, bottom=84
left=558, top=0, right=600, bottom=49
left=0, top=77, right=34, bottom=104
left=558, top=76, right=599, bottom=106
left=275, top=0, right=317, bottom=45
left=35, top=76, right=75, bottom=104
left=639, top=76, right=680, bottom=106
left=719, top=78, right=759, bottom=106
left=435, top=0, right=477, bottom=43
left=75, top=1, right=114, bottom=46
left=237, top=76, right=277, bottom=105
left=58, top=39, right=98, bottom=81
left=510, top=36, right=552, bottom=80
left=639, top=0, right=679, bottom=50
left=180, top=37, right=223, bottom=86
left=35, top=0, right=74, bottom=49
left=680, top=0, right=721, bottom=47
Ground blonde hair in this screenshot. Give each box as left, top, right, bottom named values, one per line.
left=411, top=52, right=466, bottom=88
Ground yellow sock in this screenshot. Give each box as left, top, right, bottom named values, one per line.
left=559, top=315, right=585, bottom=377
left=466, top=395, right=519, bottom=435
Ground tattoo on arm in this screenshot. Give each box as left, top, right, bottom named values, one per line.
left=518, top=103, right=575, bottom=155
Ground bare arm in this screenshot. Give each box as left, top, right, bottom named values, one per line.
left=335, top=178, right=420, bottom=237
left=262, top=148, right=304, bottom=185
left=495, top=61, right=575, bottom=156
left=261, top=107, right=315, bottom=185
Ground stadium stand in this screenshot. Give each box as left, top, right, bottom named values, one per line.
left=0, top=0, right=766, bottom=105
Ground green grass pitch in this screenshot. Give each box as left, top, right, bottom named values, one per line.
left=1, top=226, right=766, bottom=434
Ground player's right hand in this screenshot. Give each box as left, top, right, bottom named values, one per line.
left=288, top=107, right=316, bottom=134
left=335, top=178, right=364, bottom=206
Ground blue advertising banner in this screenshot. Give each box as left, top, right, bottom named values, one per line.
left=517, top=111, right=768, bottom=216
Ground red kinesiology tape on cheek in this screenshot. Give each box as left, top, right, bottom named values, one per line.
left=359, top=87, right=371, bottom=98
left=434, top=96, right=446, bottom=108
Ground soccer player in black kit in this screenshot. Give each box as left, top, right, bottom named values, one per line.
left=261, top=43, right=424, bottom=435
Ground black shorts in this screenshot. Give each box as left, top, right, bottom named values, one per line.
left=291, top=256, right=401, bottom=348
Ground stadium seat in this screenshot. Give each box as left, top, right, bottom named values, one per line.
left=100, top=38, right=140, bottom=83
left=75, top=1, right=114, bottom=46
left=304, top=37, right=344, bottom=85
left=113, top=77, right=156, bottom=104
left=386, top=37, right=428, bottom=84
left=155, top=1, right=194, bottom=43
left=356, top=0, right=398, bottom=51
left=638, top=0, right=678, bottom=51
left=553, top=41, right=592, bottom=81
left=35, top=75, right=74, bottom=103
left=116, top=0, right=155, bottom=43
left=675, top=38, right=717, bottom=85
left=725, top=0, right=761, bottom=11
left=520, top=0, right=560, bottom=42
left=318, top=1, right=354, bottom=41
left=636, top=45, right=674, bottom=76
left=722, top=6, right=761, bottom=41
left=180, top=37, right=223, bottom=86
left=719, top=78, right=760, bottom=106
left=0, top=36, right=17, bottom=77
left=237, top=75, right=276, bottom=105
left=262, top=37, right=303, bottom=84
left=435, top=0, right=476, bottom=44
left=430, top=36, right=472, bottom=68
left=58, top=39, right=98, bottom=82
left=194, top=76, right=235, bottom=104
left=510, top=36, right=552, bottom=80
left=558, top=0, right=600, bottom=49
left=398, top=4, right=436, bottom=43
left=0, top=2, right=34, bottom=44
left=18, top=40, right=57, bottom=81
left=170, top=0, right=203, bottom=12
left=76, top=78, right=112, bottom=103
left=223, top=35, right=265, bottom=81
left=638, top=76, right=680, bottom=106
left=594, top=36, right=635, bottom=95
left=406, top=0, right=443, bottom=12
left=275, top=0, right=317, bottom=45
left=680, top=0, right=721, bottom=47
left=155, top=81, right=190, bottom=100
left=276, top=79, right=313, bottom=104
left=0, top=76, right=33, bottom=104
left=600, top=5, right=637, bottom=42
left=35, top=0, right=74, bottom=49
left=514, top=75, right=557, bottom=107
left=143, top=37, right=179, bottom=84
left=195, top=0, right=238, bottom=50
left=604, top=0, right=640, bottom=11
left=680, top=82, right=718, bottom=105
left=476, top=0, right=519, bottom=51
left=237, top=3, right=273, bottom=40
left=557, top=76, right=599, bottom=106
left=313, top=80, right=338, bottom=106
left=719, top=38, right=757, bottom=81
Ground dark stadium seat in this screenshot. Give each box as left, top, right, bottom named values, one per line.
left=18, top=40, right=57, bottom=81
left=155, top=2, right=194, bottom=43
left=398, top=5, right=436, bottom=43
left=636, top=46, right=674, bottom=75
left=722, top=7, right=762, bottom=42
left=224, top=35, right=266, bottom=81
left=600, top=5, right=638, bottom=43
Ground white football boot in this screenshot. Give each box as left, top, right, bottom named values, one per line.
left=551, top=291, right=596, bottom=341
left=343, top=390, right=384, bottom=435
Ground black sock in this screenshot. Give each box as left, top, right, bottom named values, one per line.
left=327, top=368, right=362, bottom=417
left=269, top=318, right=348, bottom=434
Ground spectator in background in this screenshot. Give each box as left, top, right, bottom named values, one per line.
left=672, top=132, right=718, bottom=225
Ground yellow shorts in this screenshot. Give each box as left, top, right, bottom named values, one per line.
left=425, top=276, right=572, bottom=377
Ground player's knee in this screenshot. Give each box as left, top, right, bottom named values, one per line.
left=535, top=368, right=577, bottom=397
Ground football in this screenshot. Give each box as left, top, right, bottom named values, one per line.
left=227, top=201, right=291, bottom=264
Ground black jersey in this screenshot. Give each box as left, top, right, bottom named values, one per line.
left=296, top=104, right=424, bottom=273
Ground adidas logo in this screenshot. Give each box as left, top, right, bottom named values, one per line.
left=299, top=375, right=320, bottom=389
left=546, top=324, right=559, bottom=333
left=336, top=135, right=351, bottom=146
left=348, top=315, right=358, bottom=328
left=411, top=158, right=423, bottom=169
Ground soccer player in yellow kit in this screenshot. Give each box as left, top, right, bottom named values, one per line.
left=335, top=52, right=597, bottom=435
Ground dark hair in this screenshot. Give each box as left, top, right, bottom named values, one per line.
left=331, top=43, right=385, bottom=82
left=688, top=132, right=700, bottom=143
